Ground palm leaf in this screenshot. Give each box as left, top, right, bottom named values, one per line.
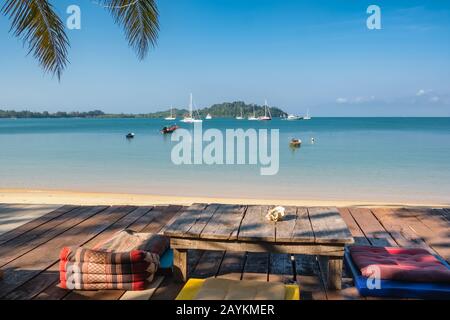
left=101, top=0, right=159, bottom=59
left=1, top=0, right=69, bottom=79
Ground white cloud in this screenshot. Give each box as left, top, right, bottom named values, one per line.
left=430, top=96, right=440, bottom=102
left=416, top=89, right=426, bottom=96
left=336, top=96, right=375, bottom=105
left=416, top=89, right=433, bottom=96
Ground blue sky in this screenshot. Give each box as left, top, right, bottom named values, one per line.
left=1, top=0, right=450, bottom=116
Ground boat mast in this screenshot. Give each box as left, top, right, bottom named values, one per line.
left=189, top=93, right=193, bottom=118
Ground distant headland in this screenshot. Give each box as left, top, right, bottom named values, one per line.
left=0, top=102, right=287, bottom=119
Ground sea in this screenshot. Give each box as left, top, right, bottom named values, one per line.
left=1, top=117, right=450, bottom=204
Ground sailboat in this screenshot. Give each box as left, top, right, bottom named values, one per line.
left=205, top=113, right=212, bottom=120
left=248, top=105, right=258, bottom=121
left=181, top=93, right=203, bottom=123
left=258, top=100, right=272, bottom=121
left=164, top=106, right=176, bottom=120
left=303, top=109, right=311, bottom=120
left=236, top=108, right=244, bottom=120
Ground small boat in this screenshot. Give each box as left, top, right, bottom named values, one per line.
left=248, top=105, right=258, bottom=120
left=286, top=114, right=302, bottom=120
left=161, top=125, right=179, bottom=134
left=126, top=133, right=135, bottom=139
left=181, top=93, right=203, bottom=123
left=290, top=138, right=302, bottom=147
left=165, top=106, right=176, bottom=120
left=303, top=109, right=311, bottom=120
left=205, top=113, right=212, bottom=120
left=258, top=100, right=272, bottom=121
left=236, top=108, right=244, bottom=120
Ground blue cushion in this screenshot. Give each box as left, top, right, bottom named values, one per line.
left=159, top=249, right=173, bottom=270
left=344, top=247, right=450, bottom=299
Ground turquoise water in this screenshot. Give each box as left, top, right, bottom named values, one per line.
left=1, top=118, right=450, bottom=204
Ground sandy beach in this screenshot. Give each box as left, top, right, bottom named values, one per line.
left=0, top=188, right=447, bottom=208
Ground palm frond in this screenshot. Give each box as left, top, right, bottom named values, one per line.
left=1, top=0, right=69, bottom=80
left=101, top=0, right=159, bottom=60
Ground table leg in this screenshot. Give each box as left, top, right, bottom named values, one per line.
left=327, top=256, right=343, bottom=290
left=173, top=249, right=188, bottom=283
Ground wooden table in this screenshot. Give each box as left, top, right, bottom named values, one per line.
left=164, top=204, right=354, bottom=289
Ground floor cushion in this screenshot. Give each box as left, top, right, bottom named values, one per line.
left=349, top=246, right=450, bottom=283
left=176, top=278, right=300, bottom=300
left=345, top=247, right=450, bottom=299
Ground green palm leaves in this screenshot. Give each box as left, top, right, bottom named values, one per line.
left=102, top=0, right=159, bottom=60
left=2, top=0, right=69, bottom=79
left=1, top=0, right=159, bottom=80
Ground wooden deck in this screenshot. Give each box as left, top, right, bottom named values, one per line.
left=0, top=204, right=448, bottom=300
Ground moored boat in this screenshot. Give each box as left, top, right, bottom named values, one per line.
left=181, top=93, right=203, bottom=123
left=161, top=125, right=179, bottom=134
left=258, top=100, right=272, bottom=121
left=165, top=106, right=176, bottom=120
left=290, top=138, right=301, bottom=147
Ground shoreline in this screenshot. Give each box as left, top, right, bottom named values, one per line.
left=0, top=188, right=448, bottom=208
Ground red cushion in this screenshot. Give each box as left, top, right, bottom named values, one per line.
left=349, top=246, right=450, bottom=283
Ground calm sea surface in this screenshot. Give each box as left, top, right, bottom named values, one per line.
left=1, top=118, right=450, bottom=203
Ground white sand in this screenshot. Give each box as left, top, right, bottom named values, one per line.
left=0, top=188, right=447, bottom=208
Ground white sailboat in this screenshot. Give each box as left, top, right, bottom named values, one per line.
left=303, top=109, right=311, bottom=120
left=236, top=108, right=244, bottom=120
left=164, top=106, right=176, bottom=120
left=258, top=100, right=272, bottom=121
left=248, top=105, right=258, bottom=121
left=181, top=93, right=203, bottom=123
left=205, top=113, right=212, bottom=120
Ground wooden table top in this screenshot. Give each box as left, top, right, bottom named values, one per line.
left=164, top=204, right=354, bottom=245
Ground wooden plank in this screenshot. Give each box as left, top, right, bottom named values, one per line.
left=238, top=205, right=275, bottom=242
left=0, top=206, right=106, bottom=267
left=242, top=252, right=269, bottom=281
left=163, top=204, right=208, bottom=237
left=173, top=249, right=188, bottom=282
left=171, top=238, right=345, bottom=256
left=414, top=208, right=450, bottom=234
left=268, top=253, right=294, bottom=283
left=184, top=204, right=220, bottom=238
left=158, top=206, right=187, bottom=234
left=277, top=207, right=315, bottom=243
left=140, top=205, right=182, bottom=234
left=348, top=208, right=397, bottom=247
left=338, top=208, right=371, bottom=246
left=63, top=289, right=124, bottom=300
left=371, top=208, right=430, bottom=248
left=308, top=207, right=354, bottom=244
left=0, top=206, right=136, bottom=298
left=0, top=205, right=77, bottom=246
left=295, top=255, right=327, bottom=300
left=216, top=251, right=246, bottom=280
left=200, top=205, right=246, bottom=240
left=119, top=276, right=164, bottom=300
left=0, top=204, right=62, bottom=236
left=274, top=206, right=297, bottom=242
left=190, top=250, right=224, bottom=278
left=375, top=208, right=450, bottom=262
